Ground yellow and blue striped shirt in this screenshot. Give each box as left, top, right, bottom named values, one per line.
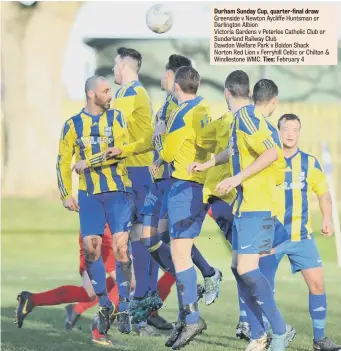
left=112, top=80, right=154, bottom=167
left=228, top=104, right=278, bottom=216
left=276, top=149, right=329, bottom=241
left=154, top=96, right=212, bottom=184
left=202, top=113, right=236, bottom=205
left=56, top=108, right=131, bottom=199
left=153, top=93, right=178, bottom=180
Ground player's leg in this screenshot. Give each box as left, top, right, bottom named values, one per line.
left=291, top=238, right=341, bottom=350
left=15, top=278, right=96, bottom=329
left=257, top=219, right=289, bottom=334
left=230, top=223, right=267, bottom=349
left=235, top=215, right=287, bottom=351
left=137, top=180, right=171, bottom=324
left=106, top=191, right=134, bottom=334
left=87, top=234, right=121, bottom=346
left=143, top=179, right=217, bottom=305
left=79, top=191, right=113, bottom=335
left=14, top=202, right=105, bottom=330
left=65, top=226, right=118, bottom=332
left=209, top=200, right=251, bottom=341
left=147, top=216, right=176, bottom=331
left=167, top=181, right=208, bottom=349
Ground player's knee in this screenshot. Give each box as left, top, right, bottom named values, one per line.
left=83, top=236, right=102, bottom=262
left=114, top=242, right=129, bottom=261
left=309, top=281, right=325, bottom=295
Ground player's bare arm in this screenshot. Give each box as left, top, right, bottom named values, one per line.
left=318, top=192, right=334, bottom=237
left=216, top=147, right=278, bottom=195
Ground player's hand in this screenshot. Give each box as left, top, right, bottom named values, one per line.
left=321, top=218, right=334, bottom=237
left=72, top=160, right=88, bottom=174
left=215, top=174, right=242, bottom=195
left=187, top=162, right=208, bottom=174
left=62, top=196, right=80, bottom=212
left=153, top=120, right=167, bottom=139
left=103, top=147, right=122, bottom=160
left=149, top=158, right=165, bottom=179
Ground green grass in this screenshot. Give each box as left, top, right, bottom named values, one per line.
left=1, top=197, right=341, bottom=351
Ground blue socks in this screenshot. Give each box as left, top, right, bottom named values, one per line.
left=116, top=260, right=132, bottom=311
left=148, top=259, right=159, bottom=292
left=176, top=278, right=185, bottom=322
left=309, top=292, right=327, bottom=342
left=176, top=267, right=199, bottom=324
left=231, top=267, right=265, bottom=339
left=236, top=280, right=249, bottom=324
left=191, top=245, right=215, bottom=278
left=259, top=254, right=278, bottom=294
left=141, top=235, right=176, bottom=275
left=131, top=240, right=150, bottom=298
left=241, top=268, right=286, bottom=336
left=86, top=257, right=111, bottom=308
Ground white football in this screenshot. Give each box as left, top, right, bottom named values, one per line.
left=146, top=4, right=173, bottom=34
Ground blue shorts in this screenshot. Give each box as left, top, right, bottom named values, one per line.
left=78, top=190, right=134, bottom=237
left=141, top=178, right=174, bottom=228
left=273, top=219, right=290, bottom=248
left=168, top=180, right=208, bottom=239
left=209, top=196, right=234, bottom=244
left=232, top=212, right=275, bottom=254
left=274, top=236, right=322, bottom=274
left=127, top=167, right=152, bottom=224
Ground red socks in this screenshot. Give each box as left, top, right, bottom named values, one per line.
left=157, top=271, right=176, bottom=301
left=31, top=285, right=91, bottom=307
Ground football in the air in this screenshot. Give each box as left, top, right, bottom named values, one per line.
left=146, top=4, right=173, bottom=34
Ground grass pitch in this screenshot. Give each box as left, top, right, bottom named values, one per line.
left=1, top=198, right=341, bottom=351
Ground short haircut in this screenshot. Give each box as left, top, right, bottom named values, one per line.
left=277, top=113, right=301, bottom=129
left=252, top=79, right=278, bottom=104
left=166, top=54, right=192, bottom=72
left=224, top=70, right=250, bottom=98
left=174, top=66, right=200, bottom=94
left=117, top=47, right=142, bottom=70
left=85, top=75, right=107, bottom=98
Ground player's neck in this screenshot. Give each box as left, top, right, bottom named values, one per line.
left=121, top=72, right=138, bottom=86
left=229, top=98, right=251, bottom=114
left=84, top=104, right=104, bottom=116
left=177, top=93, right=196, bottom=104
left=283, top=146, right=298, bottom=158
left=255, top=105, right=268, bottom=118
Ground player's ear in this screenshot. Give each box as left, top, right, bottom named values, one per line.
left=87, top=90, right=94, bottom=100
left=224, top=88, right=229, bottom=99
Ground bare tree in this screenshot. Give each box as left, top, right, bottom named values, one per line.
left=1, top=1, right=81, bottom=197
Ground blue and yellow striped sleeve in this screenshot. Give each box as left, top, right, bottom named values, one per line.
left=153, top=111, right=190, bottom=163
left=56, top=119, right=76, bottom=200
left=86, top=111, right=130, bottom=168
left=311, top=157, right=329, bottom=195
left=239, top=111, right=275, bottom=155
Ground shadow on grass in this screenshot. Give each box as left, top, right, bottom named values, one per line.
left=1, top=307, right=135, bottom=351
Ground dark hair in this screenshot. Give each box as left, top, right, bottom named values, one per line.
left=117, top=47, right=142, bottom=70
left=277, top=113, right=301, bottom=129
left=166, top=54, right=192, bottom=72
left=174, top=66, right=200, bottom=94
left=224, top=70, right=250, bottom=98
left=252, top=79, right=278, bottom=104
